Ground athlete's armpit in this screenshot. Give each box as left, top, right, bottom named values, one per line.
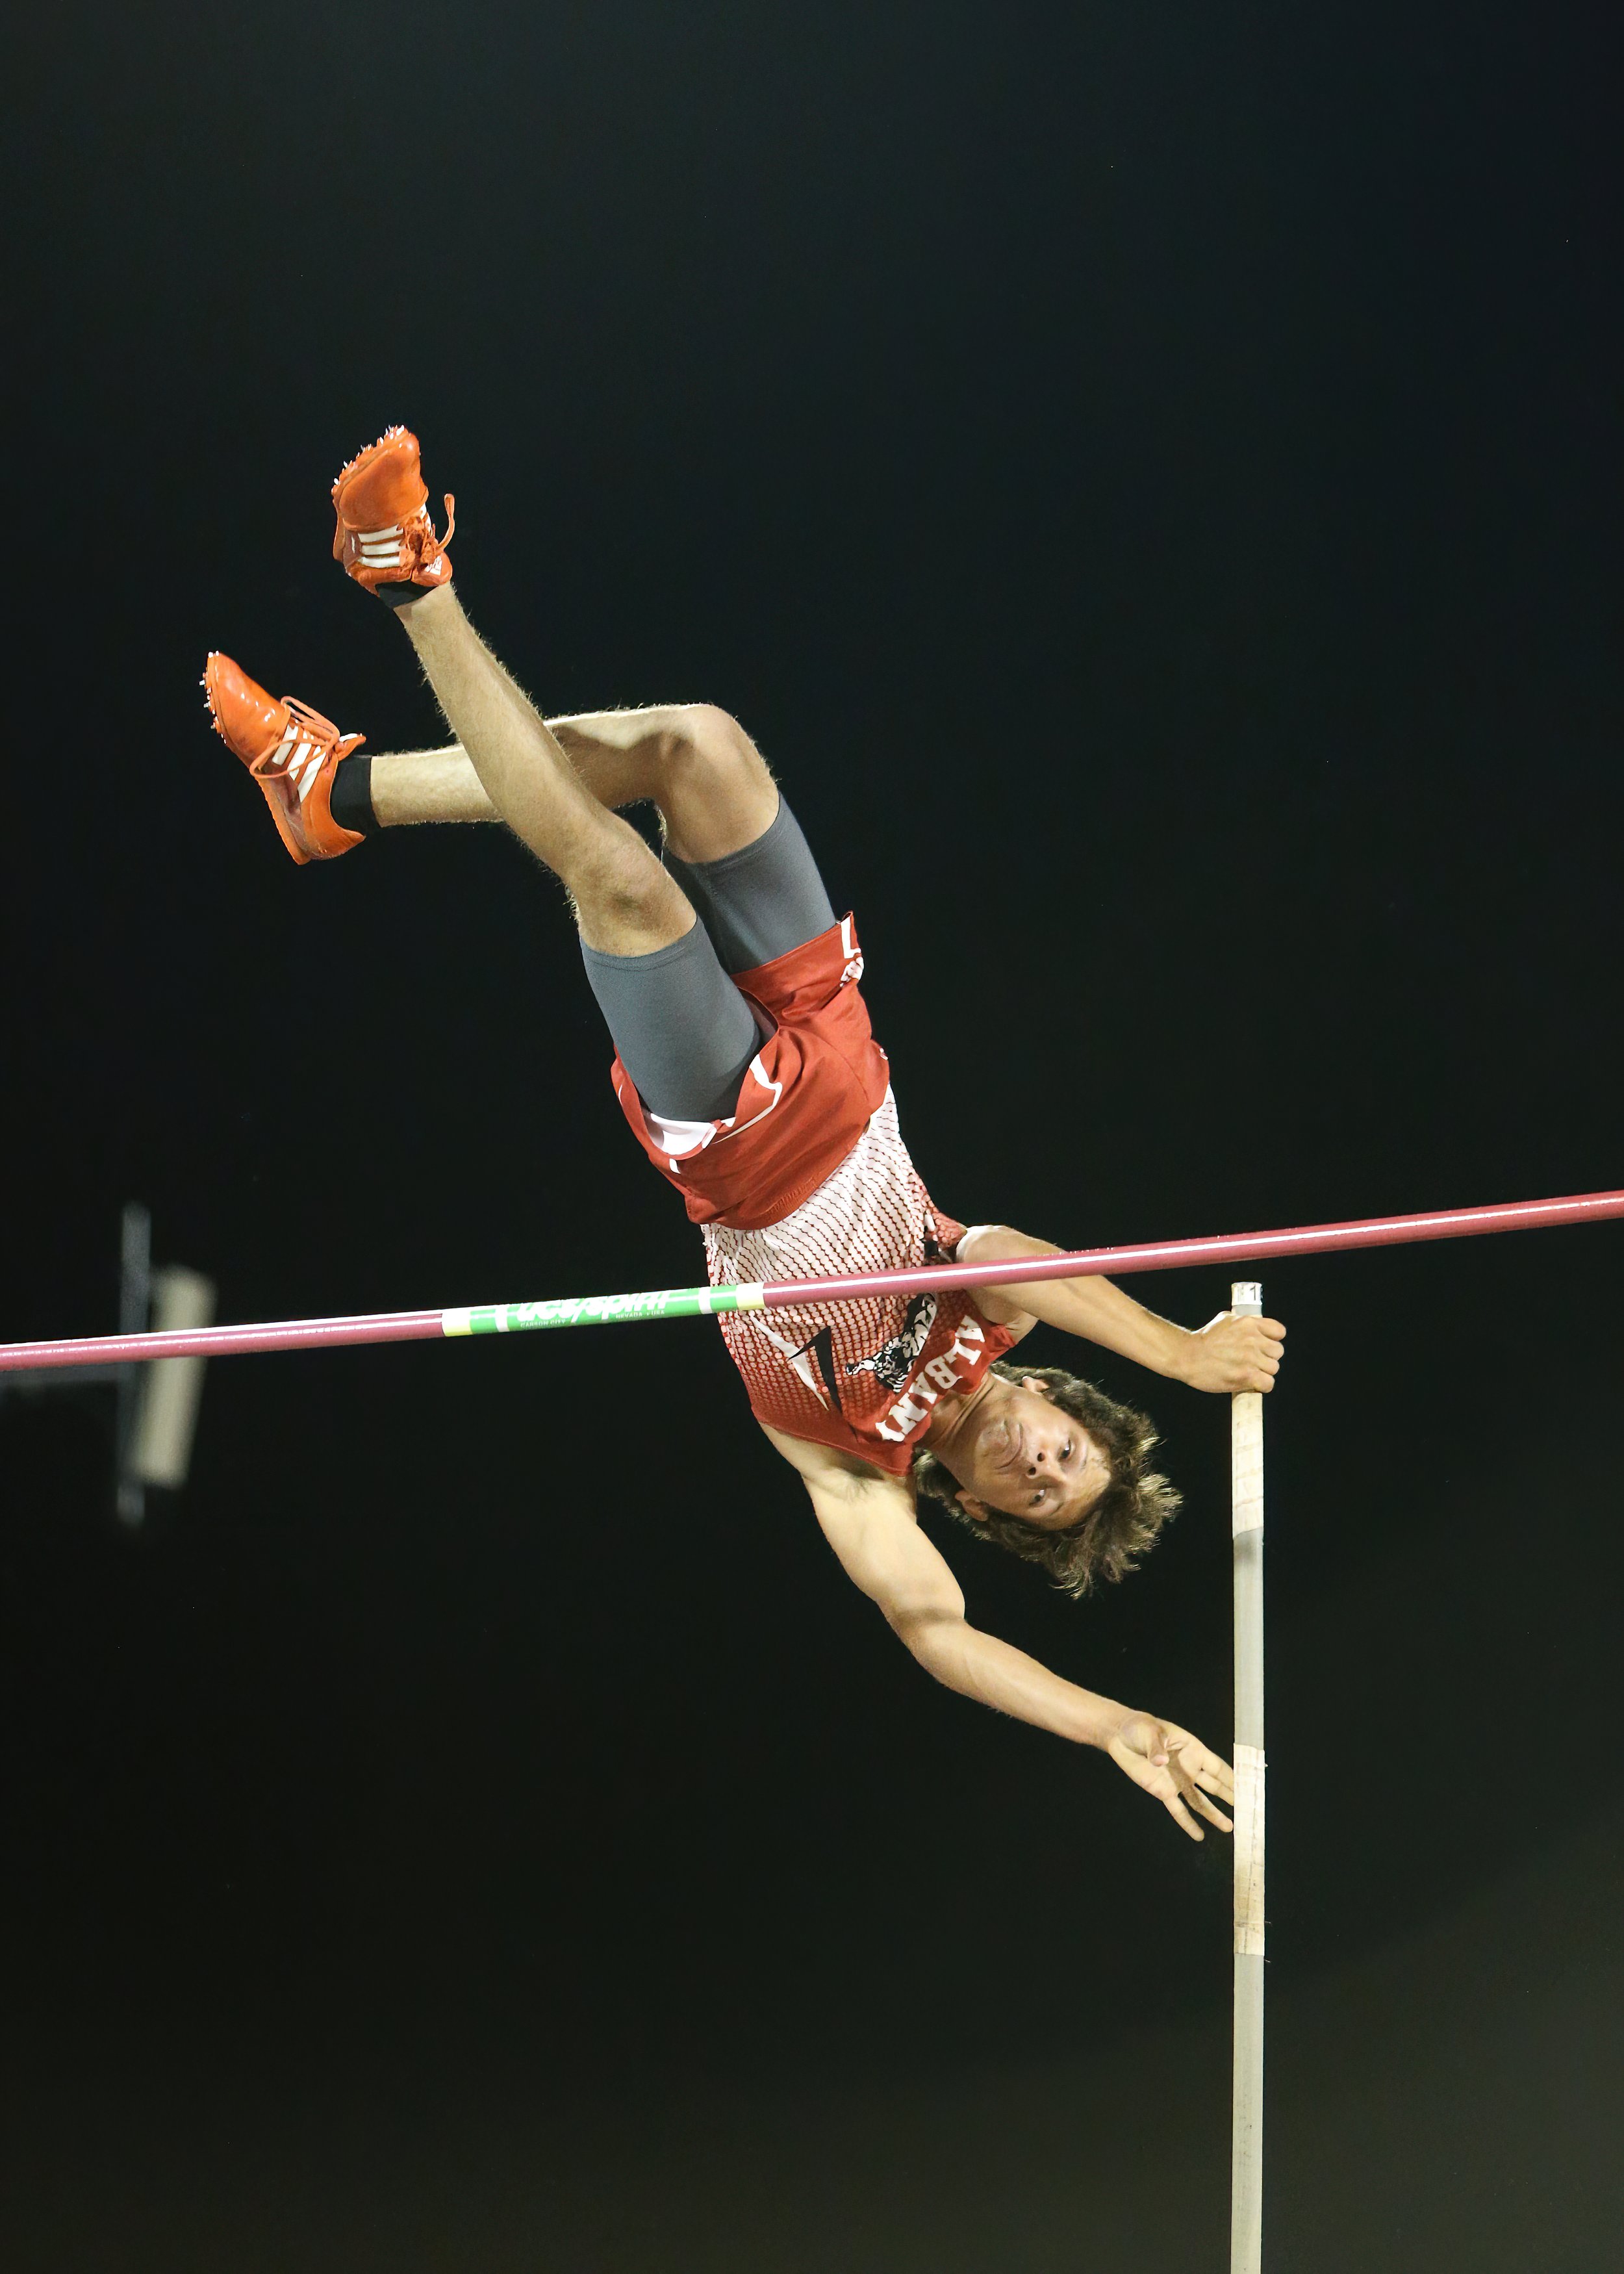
left=759, top=1418, right=889, bottom=1492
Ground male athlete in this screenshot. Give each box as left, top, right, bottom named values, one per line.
left=205, top=428, right=1285, bottom=1845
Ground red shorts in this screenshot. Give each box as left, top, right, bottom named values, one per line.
left=610, top=915, right=891, bottom=1231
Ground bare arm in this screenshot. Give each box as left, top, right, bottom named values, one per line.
left=956, top=1223, right=1285, bottom=1396
left=763, top=1425, right=1234, bottom=1839
left=811, top=1465, right=1123, bottom=1744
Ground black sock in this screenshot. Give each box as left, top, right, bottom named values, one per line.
left=375, top=582, right=427, bottom=611
left=329, top=754, right=377, bottom=837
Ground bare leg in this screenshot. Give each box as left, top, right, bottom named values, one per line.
left=368, top=698, right=778, bottom=862
left=393, top=587, right=691, bottom=956
left=370, top=747, right=498, bottom=826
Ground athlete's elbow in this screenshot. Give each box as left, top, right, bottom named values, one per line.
left=888, top=1603, right=971, bottom=1679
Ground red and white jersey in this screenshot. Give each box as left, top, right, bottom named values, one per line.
left=610, top=915, right=891, bottom=1232
left=702, top=1088, right=1017, bottom=1474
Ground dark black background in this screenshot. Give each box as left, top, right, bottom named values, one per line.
left=3, top=4, right=1621, bottom=2268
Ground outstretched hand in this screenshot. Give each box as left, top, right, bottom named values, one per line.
left=1182, top=1309, right=1286, bottom=1395
left=1107, top=1714, right=1236, bottom=1841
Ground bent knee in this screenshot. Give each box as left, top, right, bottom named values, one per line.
left=669, top=703, right=767, bottom=775
left=659, top=704, right=779, bottom=863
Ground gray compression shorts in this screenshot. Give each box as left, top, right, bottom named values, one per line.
left=578, top=797, right=835, bottom=1121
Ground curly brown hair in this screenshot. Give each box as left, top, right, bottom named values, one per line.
left=911, top=1361, right=1181, bottom=1598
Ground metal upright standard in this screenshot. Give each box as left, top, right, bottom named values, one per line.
left=1230, top=1281, right=1266, bottom=2273
left=114, top=1203, right=153, bottom=1523
left=0, top=1203, right=214, bottom=1523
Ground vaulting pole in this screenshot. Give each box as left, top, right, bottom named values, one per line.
left=1230, top=1281, right=1267, bottom=2273
left=3, top=1184, right=1622, bottom=1372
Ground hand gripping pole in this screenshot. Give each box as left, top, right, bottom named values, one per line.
left=1230, top=1281, right=1267, bottom=2273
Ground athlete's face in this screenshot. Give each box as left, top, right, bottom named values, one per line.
left=952, top=1375, right=1111, bottom=1530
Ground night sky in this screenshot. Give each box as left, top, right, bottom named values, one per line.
left=4, top=5, right=1621, bottom=2268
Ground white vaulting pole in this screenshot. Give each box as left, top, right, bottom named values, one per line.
left=1230, top=1280, right=1267, bottom=2273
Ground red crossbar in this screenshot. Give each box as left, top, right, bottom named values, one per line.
left=3, top=1188, right=1620, bottom=1371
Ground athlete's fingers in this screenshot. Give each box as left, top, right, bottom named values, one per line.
left=1165, top=1789, right=1204, bottom=1841
left=1260, top=1318, right=1287, bottom=1339
left=1171, top=1752, right=1232, bottom=1831
left=1163, top=1749, right=1225, bottom=1833
left=1195, top=1760, right=1236, bottom=1803
left=1171, top=1739, right=1234, bottom=1804
left=1189, top=1787, right=1234, bottom=1833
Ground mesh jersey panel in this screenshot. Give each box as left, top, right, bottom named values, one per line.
left=703, top=1089, right=1017, bottom=1472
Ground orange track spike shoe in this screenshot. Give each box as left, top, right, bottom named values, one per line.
left=331, top=425, right=455, bottom=593
left=203, top=653, right=368, bottom=865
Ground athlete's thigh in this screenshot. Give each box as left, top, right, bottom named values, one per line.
left=655, top=706, right=835, bottom=974
left=664, top=795, right=835, bottom=975
left=579, top=919, right=757, bottom=1121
